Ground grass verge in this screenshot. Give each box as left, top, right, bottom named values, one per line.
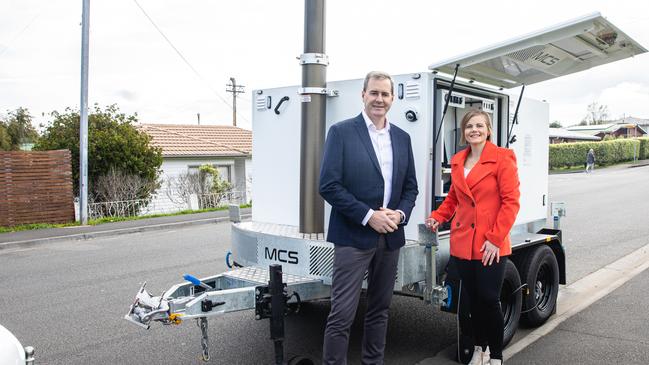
left=0, top=204, right=252, bottom=233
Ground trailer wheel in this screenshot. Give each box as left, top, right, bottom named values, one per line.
left=457, top=332, right=474, bottom=364
left=519, top=245, right=559, bottom=327
left=501, top=259, right=522, bottom=347
left=287, top=355, right=315, bottom=365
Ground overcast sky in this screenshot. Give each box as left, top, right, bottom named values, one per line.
left=1, top=0, right=648, bottom=131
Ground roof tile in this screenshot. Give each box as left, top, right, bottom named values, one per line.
left=138, top=124, right=252, bottom=157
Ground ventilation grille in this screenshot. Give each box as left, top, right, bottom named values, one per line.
left=506, top=45, right=546, bottom=62
left=309, top=245, right=334, bottom=277
left=256, top=95, right=267, bottom=110
left=308, top=244, right=399, bottom=283
left=405, top=82, right=421, bottom=99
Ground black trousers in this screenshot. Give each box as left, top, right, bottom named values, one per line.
left=322, top=235, right=400, bottom=365
left=452, top=256, right=507, bottom=360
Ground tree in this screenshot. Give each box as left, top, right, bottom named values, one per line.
left=0, top=107, right=39, bottom=150
left=0, top=124, right=11, bottom=150
left=34, top=104, right=163, bottom=200
left=200, top=165, right=233, bottom=197
left=549, top=121, right=563, bottom=128
left=581, top=102, right=610, bottom=125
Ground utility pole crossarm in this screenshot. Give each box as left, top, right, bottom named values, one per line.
left=226, top=77, right=245, bottom=127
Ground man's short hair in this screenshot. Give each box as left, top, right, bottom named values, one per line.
left=363, top=71, right=394, bottom=95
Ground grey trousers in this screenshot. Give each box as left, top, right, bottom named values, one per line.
left=322, top=235, right=400, bottom=365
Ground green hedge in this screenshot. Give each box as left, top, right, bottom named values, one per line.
left=549, top=138, right=643, bottom=169
left=638, top=137, right=649, bottom=160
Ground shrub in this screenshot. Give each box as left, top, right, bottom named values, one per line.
left=637, top=138, right=649, bottom=160
left=34, top=104, right=162, bottom=200
left=549, top=139, right=640, bottom=169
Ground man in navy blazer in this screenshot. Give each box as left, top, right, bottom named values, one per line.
left=320, top=71, right=418, bottom=364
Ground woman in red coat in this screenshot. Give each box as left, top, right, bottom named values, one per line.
left=426, top=110, right=520, bottom=365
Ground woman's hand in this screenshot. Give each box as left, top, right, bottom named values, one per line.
left=480, top=240, right=500, bottom=266
left=425, top=217, right=440, bottom=232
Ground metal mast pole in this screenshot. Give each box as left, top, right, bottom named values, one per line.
left=299, top=0, right=327, bottom=235
left=79, top=0, right=90, bottom=225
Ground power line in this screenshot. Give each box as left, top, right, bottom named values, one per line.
left=131, top=0, right=249, bottom=123
left=0, top=12, right=41, bottom=57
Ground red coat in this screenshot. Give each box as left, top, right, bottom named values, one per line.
left=430, top=141, right=520, bottom=260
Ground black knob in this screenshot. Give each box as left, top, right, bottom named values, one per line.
left=405, top=110, right=418, bottom=122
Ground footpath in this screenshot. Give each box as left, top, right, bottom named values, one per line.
left=0, top=208, right=251, bottom=250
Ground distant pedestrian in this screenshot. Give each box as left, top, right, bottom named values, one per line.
left=586, top=148, right=595, bottom=173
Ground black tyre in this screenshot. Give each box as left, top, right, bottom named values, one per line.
left=457, top=332, right=474, bottom=364
left=519, top=245, right=560, bottom=327
left=287, top=355, right=315, bottom=365
left=501, top=259, right=522, bottom=347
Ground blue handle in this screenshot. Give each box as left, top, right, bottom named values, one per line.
left=183, top=274, right=202, bottom=286
left=183, top=274, right=213, bottom=290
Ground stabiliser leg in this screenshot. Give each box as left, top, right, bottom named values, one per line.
left=269, top=264, right=286, bottom=365
left=255, top=264, right=313, bottom=365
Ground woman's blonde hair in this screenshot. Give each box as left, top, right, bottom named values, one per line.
left=459, top=110, right=493, bottom=144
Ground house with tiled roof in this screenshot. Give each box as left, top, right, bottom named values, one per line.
left=139, top=123, right=252, bottom=213
left=611, top=116, right=649, bottom=137
left=566, top=123, right=647, bottom=139
left=549, top=128, right=601, bottom=144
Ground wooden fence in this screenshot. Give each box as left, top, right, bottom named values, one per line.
left=0, top=150, right=75, bottom=226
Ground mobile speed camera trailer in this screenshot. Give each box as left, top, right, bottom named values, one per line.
left=124, top=6, right=647, bottom=364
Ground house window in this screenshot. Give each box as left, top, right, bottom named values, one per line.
left=188, top=164, right=232, bottom=182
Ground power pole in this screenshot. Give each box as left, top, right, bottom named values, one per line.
left=226, top=77, right=244, bottom=127
left=79, top=0, right=90, bottom=225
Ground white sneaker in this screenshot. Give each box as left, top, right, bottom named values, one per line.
left=468, top=346, right=490, bottom=365
left=489, top=360, right=502, bottom=365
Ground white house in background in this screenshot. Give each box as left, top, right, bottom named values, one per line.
left=139, top=124, right=252, bottom=214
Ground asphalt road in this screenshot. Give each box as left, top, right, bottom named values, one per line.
left=546, top=165, right=649, bottom=285
left=1, top=165, right=647, bottom=364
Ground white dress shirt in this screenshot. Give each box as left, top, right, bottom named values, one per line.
left=361, top=111, right=405, bottom=226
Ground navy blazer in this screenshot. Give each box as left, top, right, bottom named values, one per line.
left=319, top=114, right=418, bottom=250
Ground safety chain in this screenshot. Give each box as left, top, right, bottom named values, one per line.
left=198, top=317, right=210, bottom=361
